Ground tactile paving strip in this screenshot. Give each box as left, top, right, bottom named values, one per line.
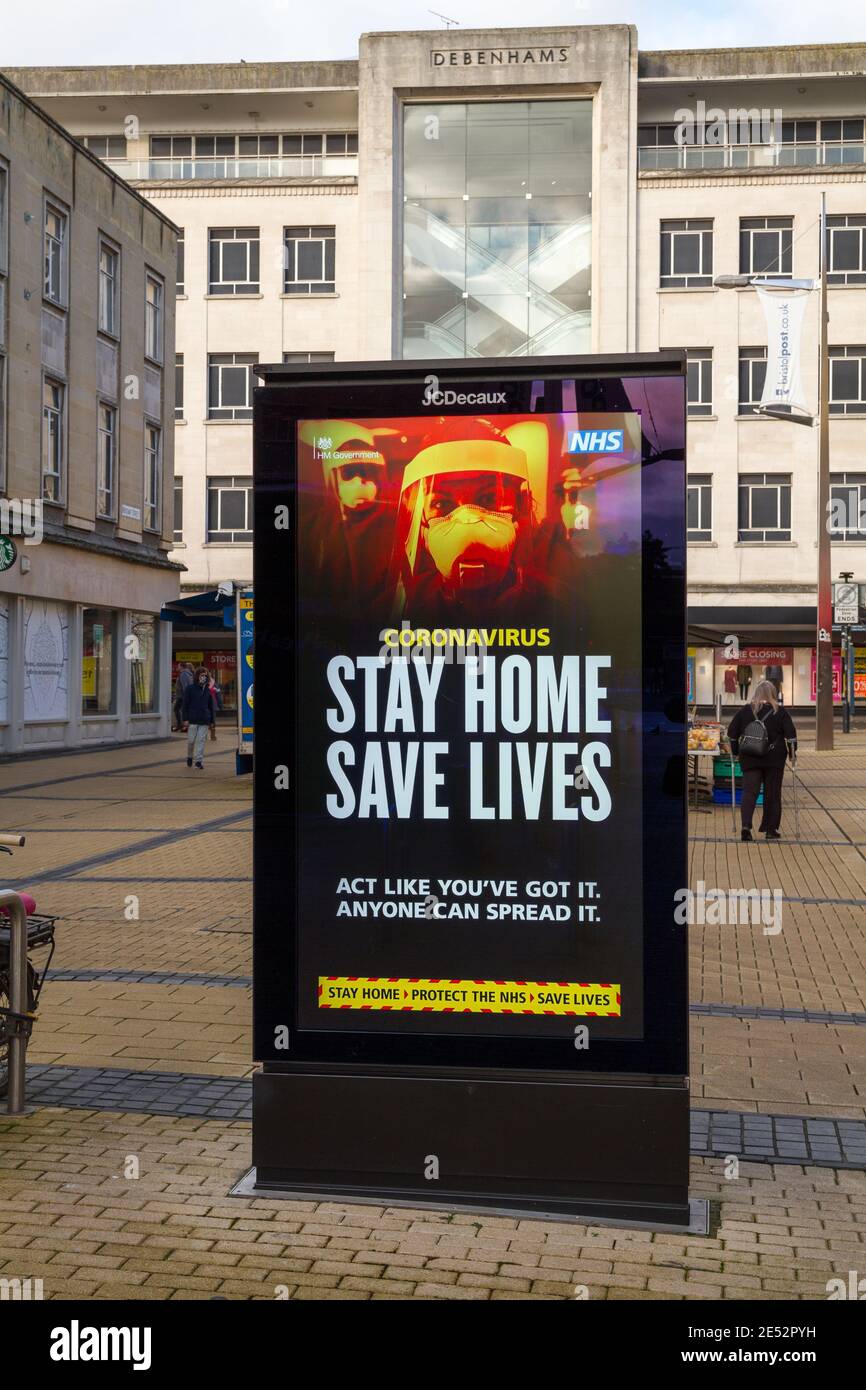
left=18, top=1064, right=866, bottom=1168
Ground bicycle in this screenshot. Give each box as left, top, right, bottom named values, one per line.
left=0, top=834, right=58, bottom=1097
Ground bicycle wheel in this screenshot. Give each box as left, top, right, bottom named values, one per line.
left=0, top=964, right=37, bottom=1098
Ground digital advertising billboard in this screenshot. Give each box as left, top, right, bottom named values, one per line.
left=251, top=356, right=689, bottom=1226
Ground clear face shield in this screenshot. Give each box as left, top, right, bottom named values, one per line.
left=396, top=439, right=531, bottom=598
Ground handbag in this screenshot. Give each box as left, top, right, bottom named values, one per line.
left=209, top=723, right=217, bottom=741
left=738, top=711, right=770, bottom=757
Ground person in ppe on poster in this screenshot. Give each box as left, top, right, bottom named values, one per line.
left=299, top=420, right=396, bottom=623
left=391, top=418, right=554, bottom=624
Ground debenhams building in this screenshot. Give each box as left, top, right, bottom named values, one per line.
left=13, top=26, right=866, bottom=709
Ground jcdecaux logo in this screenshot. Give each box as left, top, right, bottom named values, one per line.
left=567, top=429, right=623, bottom=454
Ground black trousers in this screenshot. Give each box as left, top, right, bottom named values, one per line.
left=741, top=763, right=786, bottom=832
left=738, top=681, right=750, bottom=700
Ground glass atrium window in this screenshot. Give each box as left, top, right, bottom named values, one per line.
left=401, top=101, right=591, bottom=359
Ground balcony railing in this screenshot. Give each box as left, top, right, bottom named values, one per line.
left=639, top=141, right=866, bottom=171
left=105, top=154, right=358, bottom=181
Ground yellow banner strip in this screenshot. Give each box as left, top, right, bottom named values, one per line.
left=318, top=977, right=621, bottom=1016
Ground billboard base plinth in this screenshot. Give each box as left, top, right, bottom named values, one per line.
left=231, top=1166, right=708, bottom=1235
left=249, top=1066, right=692, bottom=1231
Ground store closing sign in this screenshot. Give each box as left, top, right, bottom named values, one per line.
left=756, top=286, right=811, bottom=415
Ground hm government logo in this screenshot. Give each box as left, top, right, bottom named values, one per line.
left=422, top=374, right=506, bottom=407
left=567, top=429, right=623, bottom=455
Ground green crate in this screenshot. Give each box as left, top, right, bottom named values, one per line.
left=714, top=758, right=742, bottom=778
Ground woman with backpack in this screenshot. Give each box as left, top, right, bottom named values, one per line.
left=727, top=679, right=798, bottom=842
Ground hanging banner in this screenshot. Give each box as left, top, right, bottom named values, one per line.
left=756, top=286, right=811, bottom=414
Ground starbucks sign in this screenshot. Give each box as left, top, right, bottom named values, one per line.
left=0, top=537, right=17, bottom=572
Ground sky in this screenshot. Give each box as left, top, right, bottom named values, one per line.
left=1, top=0, right=864, bottom=67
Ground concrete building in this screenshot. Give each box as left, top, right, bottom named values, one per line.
left=0, top=72, right=179, bottom=755
left=9, top=27, right=866, bottom=710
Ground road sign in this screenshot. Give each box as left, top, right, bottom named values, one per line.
left=0, top=537, right=17, bottom=572
left=834, top=581, right=859, bottom=625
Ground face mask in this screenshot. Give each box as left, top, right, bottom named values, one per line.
left=337, top=474, right=377, bottom=513
left=425, top=504, right=517, bottom=589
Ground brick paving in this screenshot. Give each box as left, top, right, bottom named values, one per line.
left=0, top=729, right=864, bottom=1299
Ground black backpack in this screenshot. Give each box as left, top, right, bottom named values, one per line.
left=738, top=710, right=770, bottom=757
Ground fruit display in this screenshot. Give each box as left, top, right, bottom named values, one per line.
left=687, top=724, right=722, bottom=754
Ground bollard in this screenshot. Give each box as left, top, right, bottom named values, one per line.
left=0, top=889, right=29, bottom=1115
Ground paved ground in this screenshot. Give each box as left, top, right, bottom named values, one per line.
left=0, top=728, right=864, bottom=1300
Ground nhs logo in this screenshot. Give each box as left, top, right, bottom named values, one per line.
left=567, top=429, right=623, bottom=455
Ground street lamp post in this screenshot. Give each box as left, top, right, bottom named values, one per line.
left=815, top=192, right=834, bottom=750
left=715, top=199, right=833, bottom=748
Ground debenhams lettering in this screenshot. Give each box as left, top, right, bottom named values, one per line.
left=432, top=47, right=570, bottom=67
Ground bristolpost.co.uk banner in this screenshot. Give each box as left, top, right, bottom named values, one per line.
left=295, top=411, right=644, bottom=1040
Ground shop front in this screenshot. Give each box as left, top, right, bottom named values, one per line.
left=172, top=647, right=238, bottom=713
left=0, top=539, right=175, bottom=755
left=700, top=644, right=851, bottom=710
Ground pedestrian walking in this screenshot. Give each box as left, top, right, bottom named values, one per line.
left=727, top=679, right=797, bottom=842
left=172, top=661, right=193, bottom=731
left=181, top=666, right=217, bottom=770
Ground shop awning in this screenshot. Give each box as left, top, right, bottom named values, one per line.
left=161, top=589, right=237, bottom=629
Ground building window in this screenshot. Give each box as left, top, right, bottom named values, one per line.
left=781, top=118, right=866, bottom=165
left=740, top=216, right=793, bottom=277
left=97, top=402, right=117, bottom=518
left=660, top=219, right=713, bottom=288
left=282, top=132, right=358, bottom=156
left=176, top=229, right=185, bottom=294
left=283, top=226, right=335, bottom=294
left=0, top=353, right=6, bottom=490
left=173, top=475, right=183, bottom=543
left=687, top=475, right=713, bottom=542
left=0, top=161, right=8, bottom=276
left=238, top=134, right=280, bottom=157
left=98, top=239, right=119, bottom=336
left=686, top=350, right=713, bottom=416
left=207, top=352, right=257, bottom=420
left=82, top=608, right=115, bottom=715
left=41, top=376, right=65, bottom=501
left=175, top=353, right=184, bottom=420
left=826, top=214, right=866, bottom=284
left=402, top=100, right=592, bottom=358
left=283, top=351, right=336, bottom=364
left=129, top=612, right=158, bottom=714
left=145, top=274, right=163, bottom=362
left=44, top=199, right=68, bottom=306
left=829, top=346, right=866, bottom=414
left=0, top=162, right=6, bottom=489
left=738, top=473, right=792, bottom=542
left=144, top=423, right=161, bottom=530
left=81, top=135, right=126, bottom=159
left=150, top=136, right=192, bottom=158
left=739, top=348, right=768, bottom=414
left=208, top=227, right=260, bottom=295
left=207, top=475, right=252, bottom=542
left=829, top=473, right=866, bottom=539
